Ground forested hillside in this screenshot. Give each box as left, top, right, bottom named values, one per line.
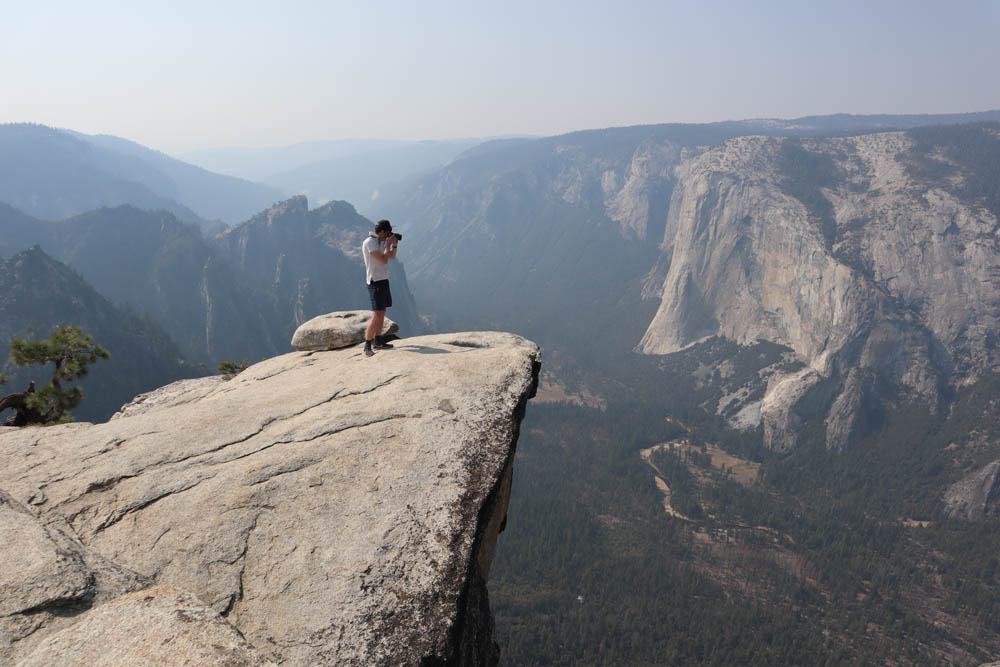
left=494, top=342, right=1000, bottom=665
left=0, top=204, right=285, bottom=365
left=0, top=247, right=196, bottom=422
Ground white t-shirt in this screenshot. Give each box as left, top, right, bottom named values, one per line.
left=362, top=233, right=389, bottom=284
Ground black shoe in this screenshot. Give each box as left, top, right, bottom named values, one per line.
left=373, top=340, right=394, bottom=350
left=364, top=342, right=375, bottom=357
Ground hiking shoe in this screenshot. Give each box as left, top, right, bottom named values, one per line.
left=364, top=344, right=375, bottom=357
left=373, top=341, right=394, bottom=350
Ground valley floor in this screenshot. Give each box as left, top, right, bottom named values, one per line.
left=491, top=349, right=1000, bottom=666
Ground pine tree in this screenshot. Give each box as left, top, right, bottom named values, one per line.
left=2, top=326, right=109, bottom=425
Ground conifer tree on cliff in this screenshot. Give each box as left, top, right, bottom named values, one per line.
left=0, top=326, right=109, bottom=425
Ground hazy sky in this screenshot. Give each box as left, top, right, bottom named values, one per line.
left=3, top=0, right=999, bottom=154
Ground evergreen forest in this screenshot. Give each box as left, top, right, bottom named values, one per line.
left=491, top=339, right=1000, bottom=665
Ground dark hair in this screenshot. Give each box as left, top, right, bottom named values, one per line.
left=375, top=219, right=392, bottom=233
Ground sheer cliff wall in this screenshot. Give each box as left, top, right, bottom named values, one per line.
left=639, top=131, right=1000, bottom=450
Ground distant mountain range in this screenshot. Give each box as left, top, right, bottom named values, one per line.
left=180, top=137, right=510, bottom=218
left=0, top=124, right=284, bottom=230
left=0, top=123, right=508, bottom=232
left=65, top=130, right=287, bottom=225
left=180, top=139, right=412, bottom=181
left=732, top=109, right=1000, bottom=133
left=382, top=112, right=1000, bottom=451
left=0, top=197, right=422, bottom=371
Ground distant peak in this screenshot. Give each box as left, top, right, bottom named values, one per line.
left=22, top=244, right=49, bottom=257
left=314, top=199, right=359, bottom=216
left=248, top=195, right=310, bottom=227
left=277, top=195, right=309, bottom=210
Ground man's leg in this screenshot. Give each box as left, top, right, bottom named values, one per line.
left=372, top=310, right=393, bottom=348
left=373, top=307, right=394, bottom=349
left=365, top=310, right=385, bottom=356
left=373, top=281, right=394, bottom=349
left=366, top=310, right=384, bottom=341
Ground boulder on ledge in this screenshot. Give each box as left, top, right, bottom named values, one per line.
left=291, top=310, right=399, bottom=351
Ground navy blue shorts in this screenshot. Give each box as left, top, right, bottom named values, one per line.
left=367, top=279, right=392, bottom=311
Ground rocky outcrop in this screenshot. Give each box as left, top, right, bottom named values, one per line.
left=639, top=131, right=1000, bottom=450
left=290, top=310, right=398, bottom=351
left=760, top=369, right=824, bottom=453
left=943, top=462, right=1000, bottom=520
left=823, top=368, right=878, bottom=452
left=0, top=331, right=540, bottom=665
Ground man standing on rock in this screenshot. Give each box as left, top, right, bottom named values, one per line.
left=362, top=219, right=398, bottom=357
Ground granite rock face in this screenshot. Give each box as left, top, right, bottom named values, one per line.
left=17, top=587, right=274, bottom=667
left=0, top=490, right=149, bottom=664
left=639, top=132, right=1000, bottom=450
left=760, top=369, right=823, bottom=453
left=0, top=331, right=540, bottom=666
left=943, top=461, right=1000, bottom=520
left=291, top=310, right=398, bottom=351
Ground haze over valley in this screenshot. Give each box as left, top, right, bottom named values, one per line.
left=4, top=2, right=1000, bottom=664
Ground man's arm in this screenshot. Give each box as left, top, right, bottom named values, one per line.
left=370, top=242, right=397, bottom=264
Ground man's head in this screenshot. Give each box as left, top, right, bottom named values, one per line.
left=375, top=219, right=392, bottom=240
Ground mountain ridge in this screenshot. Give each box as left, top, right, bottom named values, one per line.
left=68, top=130, right=287, bottom=225
left=0, top=123, right=284, bottom=231
left=0, top=204, right=285, bottom=366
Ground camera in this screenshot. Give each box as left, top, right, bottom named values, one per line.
left=391, top=232, right=402, bottom=241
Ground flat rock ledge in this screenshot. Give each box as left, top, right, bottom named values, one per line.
left=291, top=310, right=399, bottom=351
left=0, top=331, right=540, bottom=666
